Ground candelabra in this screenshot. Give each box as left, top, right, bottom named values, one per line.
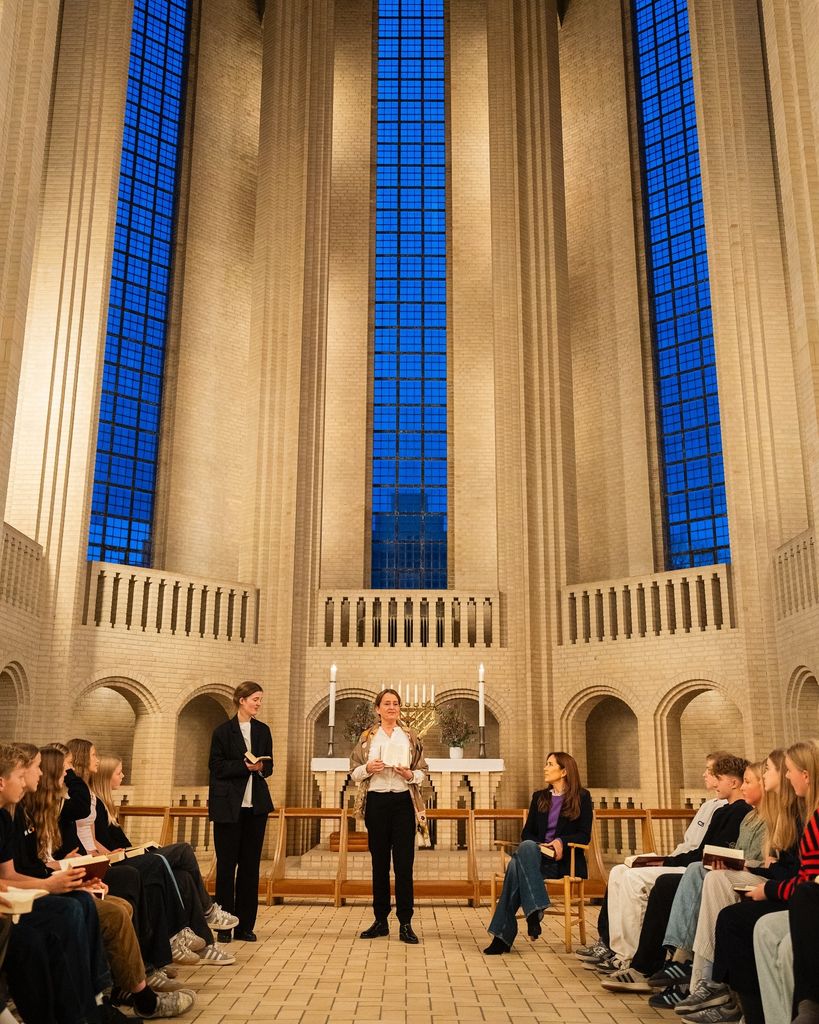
left=395, top=688, right=438, bottom=738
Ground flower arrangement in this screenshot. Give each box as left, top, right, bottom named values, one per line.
left=342, top=700, right=376, bottom=743
left=436, top=703, right=476, bottom=749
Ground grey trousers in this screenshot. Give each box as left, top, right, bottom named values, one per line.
left=753, top=911, right=792, bottom=1024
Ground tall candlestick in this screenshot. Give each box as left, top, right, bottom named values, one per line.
left=330, top=663, right=337, bottom=682
left=328, top=680, right=336, bottom=727
left=478, top=679, right=485, bottom=727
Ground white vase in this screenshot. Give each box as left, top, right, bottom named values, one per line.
left=448, top=746, right=464, bottom=759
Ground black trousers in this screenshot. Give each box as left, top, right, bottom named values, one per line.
left=213, top=809, right=268, bottom=931
left=631, top=873, right=682, bottom=976
left=365, top=790, right=416, bottom=924
left=713, top=898, right=778, bottom=1024
left=790, top=883, right=819, bottom=1007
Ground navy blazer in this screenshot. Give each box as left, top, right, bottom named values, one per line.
left=521, top=787, right=594, bottom=878
left=208, top=716, right=274, bottom=824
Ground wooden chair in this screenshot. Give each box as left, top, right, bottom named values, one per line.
left=489, top=836, right=593, bottom=952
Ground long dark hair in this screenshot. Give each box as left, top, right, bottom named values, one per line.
left=536, top=751, right=583, bottom=820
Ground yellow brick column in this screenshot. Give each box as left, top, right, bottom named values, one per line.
left=243, top=0, right=336, bottom=810
left=0, top=0, right=60, bottom=521
left=5, top=0, right=132, bottom=731
left=759, top=0, right=819, bottom=526
left=485, top=0, right=576, bottom=799
left=688, top=0, right=808, bottom=749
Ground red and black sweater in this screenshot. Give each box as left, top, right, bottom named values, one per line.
left=764, top=806, right=819, bottom=902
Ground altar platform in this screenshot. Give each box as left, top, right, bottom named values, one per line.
left=173, top=902, right=668, bottom=1024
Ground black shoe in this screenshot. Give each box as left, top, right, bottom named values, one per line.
left=483, top=936, right=510, bottom=955
left=234, top=929, right=257, bottom=942
left=399, top=923, right=419, bottom=944
left=526, top=911, right=542, bottom=941
left=360, top=920, right=389, bottom=939
left=216, top=929, right=232, bottom=943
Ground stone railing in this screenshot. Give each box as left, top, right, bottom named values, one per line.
left=0, top=522, right=43, bottom=616
left=561, top=563, right=735, bottom=645
left=773, top=528, right=818, bottom=620
left=317, top=590, right=499, bottom=648
left=82, top=562, right=260, bottom=644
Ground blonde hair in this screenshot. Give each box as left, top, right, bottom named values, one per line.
left=22, top=747, right=66, bottom=862
left=786, top=740, right=819, bottom=822
left=763, top=748, right=800, bottom=854
left=90, top=755, right=121, bottom=827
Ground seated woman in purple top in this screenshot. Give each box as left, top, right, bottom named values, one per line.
left=484, top=751, right=593, bottom=954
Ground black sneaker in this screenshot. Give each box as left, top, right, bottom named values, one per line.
left=649, top=985, right=688, bottom=1009
left=649, top=961, right=693, bottom=989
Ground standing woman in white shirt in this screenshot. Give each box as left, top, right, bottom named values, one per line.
left=350, top=688, right=428, bottom=944
left=208, top=681, right=274, bottom=943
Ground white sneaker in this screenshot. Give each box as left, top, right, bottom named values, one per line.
left=175, top=927, right=206, bottom=952
left=170, top=935, right=200, bottom=965
left=144, top=988, right=196, bottom=1018
left=205, top=902, right=240, bottom=930
left=198, top=943, right=236, bottom=966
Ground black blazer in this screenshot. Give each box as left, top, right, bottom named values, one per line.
left=56, top=769, right=93, bottom=857
left=521, top=787, right=594, bottom=878
left=208, top=716, right=274, bottom=824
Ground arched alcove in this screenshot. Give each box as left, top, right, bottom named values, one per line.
left=658, top=683, right=744, bottom=801
left=585, top=696, right=640, bottom=789
left=0, top=662, right=27, bottom=739
left=786, top=668, right=819, bottom=741
left=72, top=686, right=139, bottom=777
left=174, top=693, right=230, bottom=789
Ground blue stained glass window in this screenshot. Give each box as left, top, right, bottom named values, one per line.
left=88, top=0, right=189, bottom=565
left=632, top=0, right=730, bottom=569
left=371, top=0, right=447, bottom=589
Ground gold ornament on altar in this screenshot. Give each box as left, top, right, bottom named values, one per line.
left=391, top=682, right=437, bottom=738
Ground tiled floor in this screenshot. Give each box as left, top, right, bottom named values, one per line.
left=177, top=903, right=670, bottom=1024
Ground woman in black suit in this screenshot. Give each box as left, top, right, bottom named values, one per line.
left=208, top=681, right=274, bottom=942
left=484, top=751, right=593, bottom=953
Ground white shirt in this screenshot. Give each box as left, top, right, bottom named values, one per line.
left=351, top=725, right=425, bottom=793
left=76, top=793, right=97, bottom=853
left=670, top=796, right=727, bottom=855
left=239, top=719, right=253, bottom=808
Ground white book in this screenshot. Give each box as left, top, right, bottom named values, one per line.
left=381, top=738, right=410, bottom=769
left=0, top=886, right=49, bottom=921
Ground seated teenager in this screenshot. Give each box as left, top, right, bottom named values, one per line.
left=54, top=741, right=182, bottom=984
left=580, top=751, right=729, bottom=969
left=598, top=754, right=750, bottom=974
left=0, top=742, right=102, bottom=1023
left=601, top=759, right=767, bottom=1003
left=14, top=744, right=195, bottom=1020
left=483, top=751, right=593, bottom=954
left=92, top=754, right=236, bottom=964
left=710, top=740, right=819, bottom=1024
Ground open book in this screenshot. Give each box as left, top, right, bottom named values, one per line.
left=703, top=844, right=744, bottom=871
left=109, top=842, right=159, bottom=863
left=244, top=752, right=272, bottom=765
left=57, top=853, right=110, bottom=880
left=625, top=853, right=666, bottom=868
left=0, top=886, right=50, bottom=920
left=380, top=738, right=409, bottom=769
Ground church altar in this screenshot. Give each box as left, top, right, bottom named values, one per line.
left=310, top=756, right=505, bottom=850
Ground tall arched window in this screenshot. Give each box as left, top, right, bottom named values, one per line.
left=88, top=0, right=189, bottom=566
left=633, top=0, right=730, bottom=568
left=371, top=0, right=448, bottom=589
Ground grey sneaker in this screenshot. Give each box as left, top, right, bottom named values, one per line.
left=600, top=968, right=652, bottom=993
left=205, top=902, right=240, bottom=930
left=170, top=936, right=199, bottom=965
left=679, top=1002, right=742, bottom=1024
left=675, top=981, right=733, bottom=1014
left=144, top=988, right=196, bottom=1018
left=176, top=927, right=205, bottom=953
left=576, top=941, right=612, bottom=962
left=198, top=943, right=236, bottom=966
left=145, top=968, right=185, bottom=993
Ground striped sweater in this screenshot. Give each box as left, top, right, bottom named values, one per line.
left=765, top=807, right=819, bottom=902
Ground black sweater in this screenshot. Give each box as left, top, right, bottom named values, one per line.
left=664, top=799, right=751, bottom=868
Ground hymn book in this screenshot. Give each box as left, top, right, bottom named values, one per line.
left=244, top=752, right=272, bottom=764
left=0, top=886, right=50, bottom=921
left=57, top=853, right=110, bottom=880
left=625, top=853, right=666, bottom=868
left=702, top=845, right=744, bottom=870
left=538, top=844, right=557, bottom=859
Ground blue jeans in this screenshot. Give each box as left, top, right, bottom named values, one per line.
left=488, top=840, right=565, bottom=947
left=664, top=861, right=707, bottom=951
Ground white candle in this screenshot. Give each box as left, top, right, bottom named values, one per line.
left=414, top=684, right=418, bottom=705
left=330, top=663, right=337, bottom=682
left=431, top=683, right=435, bottom=703
left=478, top=679, right=485, bottom=727
left=397, top=681, right=402, bottom=700
left=479, top=662, right=485, bottom=682
left=380, top=682, right=385, bottom=691
left=422, top=683, right=427, bottom=703
left=328, top=680, right=336, bottom=727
